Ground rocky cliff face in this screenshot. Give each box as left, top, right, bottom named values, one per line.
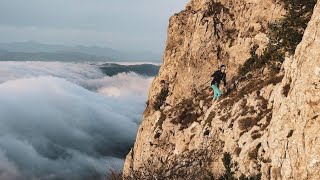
left=267, top=3, right=320, bottom=178
left=123, top=0, right=319, bottom=179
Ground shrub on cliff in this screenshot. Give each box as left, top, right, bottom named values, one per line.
left=153, top=86, right=169, bottom=110
left=219, top=152, right=262, bottom=180
left=239, top=0, right=316, bottom=76
left=103, top=169, right=122, bottom=180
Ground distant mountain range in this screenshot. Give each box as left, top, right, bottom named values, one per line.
left=0, top=41, right=162, bottom=62
left=99, top=63, right=160, bottom=77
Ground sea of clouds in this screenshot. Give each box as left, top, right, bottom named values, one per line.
left=0, top=61, right=154, bottom=180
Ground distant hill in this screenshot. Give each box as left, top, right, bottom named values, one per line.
left=0, top=50, right=112, bottom=62
left=99, top=63, right=160, bottom=77
left=0, top=41, right=161, bottom=62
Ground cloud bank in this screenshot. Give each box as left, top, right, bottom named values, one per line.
left=0, top=61, right=153, bottom=179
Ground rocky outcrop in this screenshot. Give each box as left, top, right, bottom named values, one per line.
left=149, top=0, right=285, bottom=104
left=123, top=0, right=319, bottom=179
left=267, top=3, right=320, bottom=178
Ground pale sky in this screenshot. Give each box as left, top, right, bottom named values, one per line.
left=0, top=0, right=189, bottom=53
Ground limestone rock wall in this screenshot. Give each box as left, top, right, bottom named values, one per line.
left=267, top=2, right=320, bottom=178
left=150, top=0, right=284, bottom=105
left=123, top=0, right=320, bottom=179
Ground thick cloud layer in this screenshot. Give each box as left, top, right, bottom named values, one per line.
left=0, top=61, right=153, bottom=179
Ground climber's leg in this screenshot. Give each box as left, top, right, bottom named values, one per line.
left=211, top=84, right=222, bottom=100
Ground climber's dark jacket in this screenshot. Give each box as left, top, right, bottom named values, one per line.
left=211, top=70, right=227, bottom=87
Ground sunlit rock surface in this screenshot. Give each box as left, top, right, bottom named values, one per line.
left=123, top=0, right=319, bottom=179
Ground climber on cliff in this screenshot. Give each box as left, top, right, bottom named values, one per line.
left=211, top=65, right=227, bottom=101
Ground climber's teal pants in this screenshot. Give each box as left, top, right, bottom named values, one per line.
left=211, top=84, right=222, bottom=100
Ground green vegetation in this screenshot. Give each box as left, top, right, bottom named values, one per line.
left=238, top=117, right=259, bottom=131
left=105, top=169, right=122, bottom=180
left=219, top=153, right=234, bottom=180
left=125, top=149, right=216, bottom=179
left=272, top=0, right=316, bottom=54
left=153, top=87, right=169, bottom=110
left=170, top=99, right=202, bottom=130
left=220, top=152, right=262, bottom=180
left=239, top=0, right=316, bottom=76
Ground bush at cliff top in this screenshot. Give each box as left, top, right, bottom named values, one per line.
left=238, top=0, right=316, bottom=76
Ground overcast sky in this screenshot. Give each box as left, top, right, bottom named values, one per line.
left=0, top=0, right=189, bottom=53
